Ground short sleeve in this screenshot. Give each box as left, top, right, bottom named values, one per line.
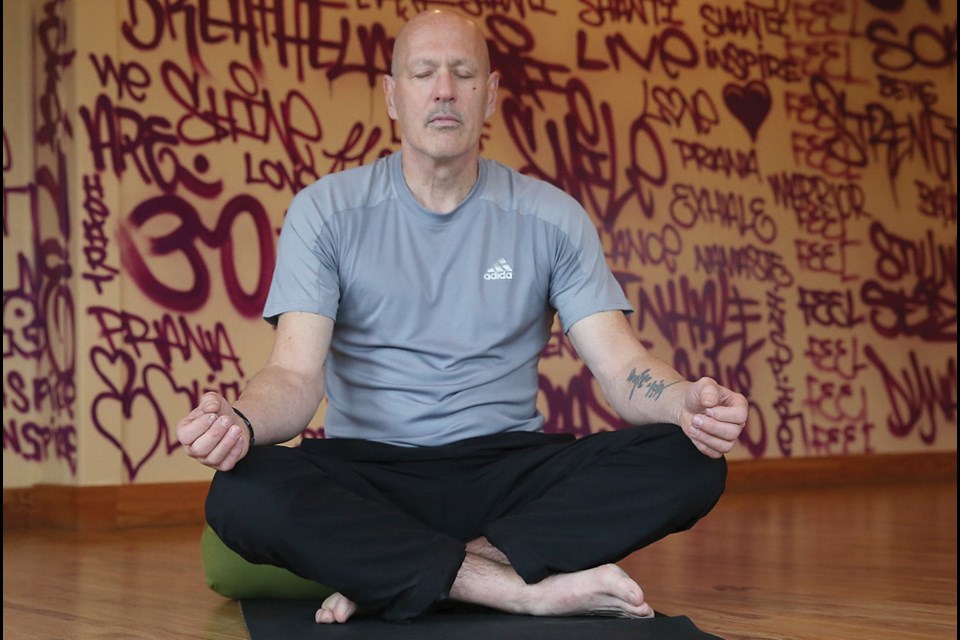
left=262, top=188, right=341, bottom=325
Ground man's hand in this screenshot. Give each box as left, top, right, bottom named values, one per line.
left=176, top=392, right=250, bottom=471
left=680, top=378, right=748, bottom=458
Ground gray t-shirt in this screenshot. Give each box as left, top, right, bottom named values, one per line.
left=263, top=152, right=631, bottom=446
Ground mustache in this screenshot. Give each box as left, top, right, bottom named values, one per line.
left=424, top=106, right=463, bottom=125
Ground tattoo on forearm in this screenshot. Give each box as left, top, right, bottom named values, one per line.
left=626, top=368, right=681, bottom=401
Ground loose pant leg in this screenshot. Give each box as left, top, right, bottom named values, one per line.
left=205, top=444, right=465, bottom=621
left=481, top=423, right=727, bottom=583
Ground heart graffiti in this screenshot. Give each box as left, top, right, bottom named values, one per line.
left=722, top=81, right=772, bottom=143
left=90, top=347, right=196, bottom=481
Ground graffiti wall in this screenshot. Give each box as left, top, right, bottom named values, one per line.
left=3, top=0, right=956, bottom=488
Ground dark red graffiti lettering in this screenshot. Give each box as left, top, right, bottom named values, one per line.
left=577, top=0, right=680, bottom=27
left=79, top=93, right=223, bottom=197
left=789, top=76, right=957, bottom=192
left=89, top=52, right=150, bottom=102
left=35, top=0, right=76, bottom=149
left=81, top=173, right=120, bottom=294
left=797, top=287, right=864, bottom=328
left=864, top=347, right=957, bottom=445
left=323, top=121, right=392, bottom=174
left=601, top=222, right=682, bottom=273
left=804, top=375, right=867, bottom=423
left=673, top=139, right=759, bottom=180
left=877, top=74, right=938, bottom=106
left=122, top=0, right=397, bottom=84
left=915, top=180, right=957, bottom=225
left=699, top=2, right=787, bottom=40
left=2, top=418, right=77, bottom=475
left=704, top=40, right=804, bottom=83
left=861, top=222, right=956, bottom=341
left=575, top=27, right=697, bottom=78
left=866, top=19, right=957, bottom=71
left=765, top=287, right=800, bottom=458
left=808, top=422, right=875, bottom=456
left=631, top=275, right=764, bottom=395
left=694, top=243, right=793, bottom=288
left=118, top=193, right=275, bottom=317
left=244, top=153, right=321, bottom=195
left=795, top=238, right=860, bottom=281
left=538, top=368, right=628, bottom=437
left=160, top=59, right=324, bottom=171
left=640, top=82, right=720, bottom=136
left=87, top=306, right=244, bottom=377
left=803, top=336, right=866, bottom=380
left=767, top=171, right=869, bottom=240
left=790, top=1, right=858, bottom=38
left=669, top=183, right=777, bottom=244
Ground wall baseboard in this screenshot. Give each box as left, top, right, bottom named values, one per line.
left=4, top=452, right=956, bottom=530
left=726, top=451, right=957, bottom=491
left=3, top=481, right=210, bottom=530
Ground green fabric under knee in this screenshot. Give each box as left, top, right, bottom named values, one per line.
left=200, top=524, right=335, bottom=600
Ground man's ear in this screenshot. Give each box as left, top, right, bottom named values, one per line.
left=383, top=74, right=398, bottom=120
left=485, top=71, right=500, bottom=119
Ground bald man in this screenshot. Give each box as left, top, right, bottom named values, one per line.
left=178, top=10, right=747, bottom=625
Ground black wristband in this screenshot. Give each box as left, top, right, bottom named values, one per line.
left=232, top=406, right=255, bottom=447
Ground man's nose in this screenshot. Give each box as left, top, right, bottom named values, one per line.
left=434, top=70, right=455, bottom=101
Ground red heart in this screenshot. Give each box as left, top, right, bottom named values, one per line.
left=722, top=81, right=772, bottom=143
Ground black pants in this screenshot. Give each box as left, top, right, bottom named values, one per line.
left=205, top=424, right=726, bottom=621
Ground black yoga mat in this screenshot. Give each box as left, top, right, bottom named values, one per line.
left=241, top=599, right=725, bottom=639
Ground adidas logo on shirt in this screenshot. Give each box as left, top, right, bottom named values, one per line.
left=484, top=258, right=514, bottom=280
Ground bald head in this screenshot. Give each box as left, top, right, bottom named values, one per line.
left=391, top=10, right=491, bottom=77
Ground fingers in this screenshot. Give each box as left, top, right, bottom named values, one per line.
left=176, top=393, right=247, bottom=471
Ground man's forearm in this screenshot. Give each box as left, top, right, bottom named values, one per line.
left=231, top=364, right=325, bottom=445
left=601, top=358, right=691, bottom=428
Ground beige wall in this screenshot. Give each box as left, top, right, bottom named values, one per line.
left=3, top=0, right=957, bottom=488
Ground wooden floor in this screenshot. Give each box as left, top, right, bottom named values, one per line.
left=3, top=479, right=957, bottom=640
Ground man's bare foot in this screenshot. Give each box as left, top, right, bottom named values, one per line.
left=524, top=564, right=654, bottom=618
left=451, top=554, right=654, bottom=619
left=315, top=592, right=358, bottom=624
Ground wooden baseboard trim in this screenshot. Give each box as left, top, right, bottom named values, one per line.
left=726, top=451, right=957, bottom=492
left=3, top=481, right=210, bottom=530
left=4, top=452, right=956, bottom=529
